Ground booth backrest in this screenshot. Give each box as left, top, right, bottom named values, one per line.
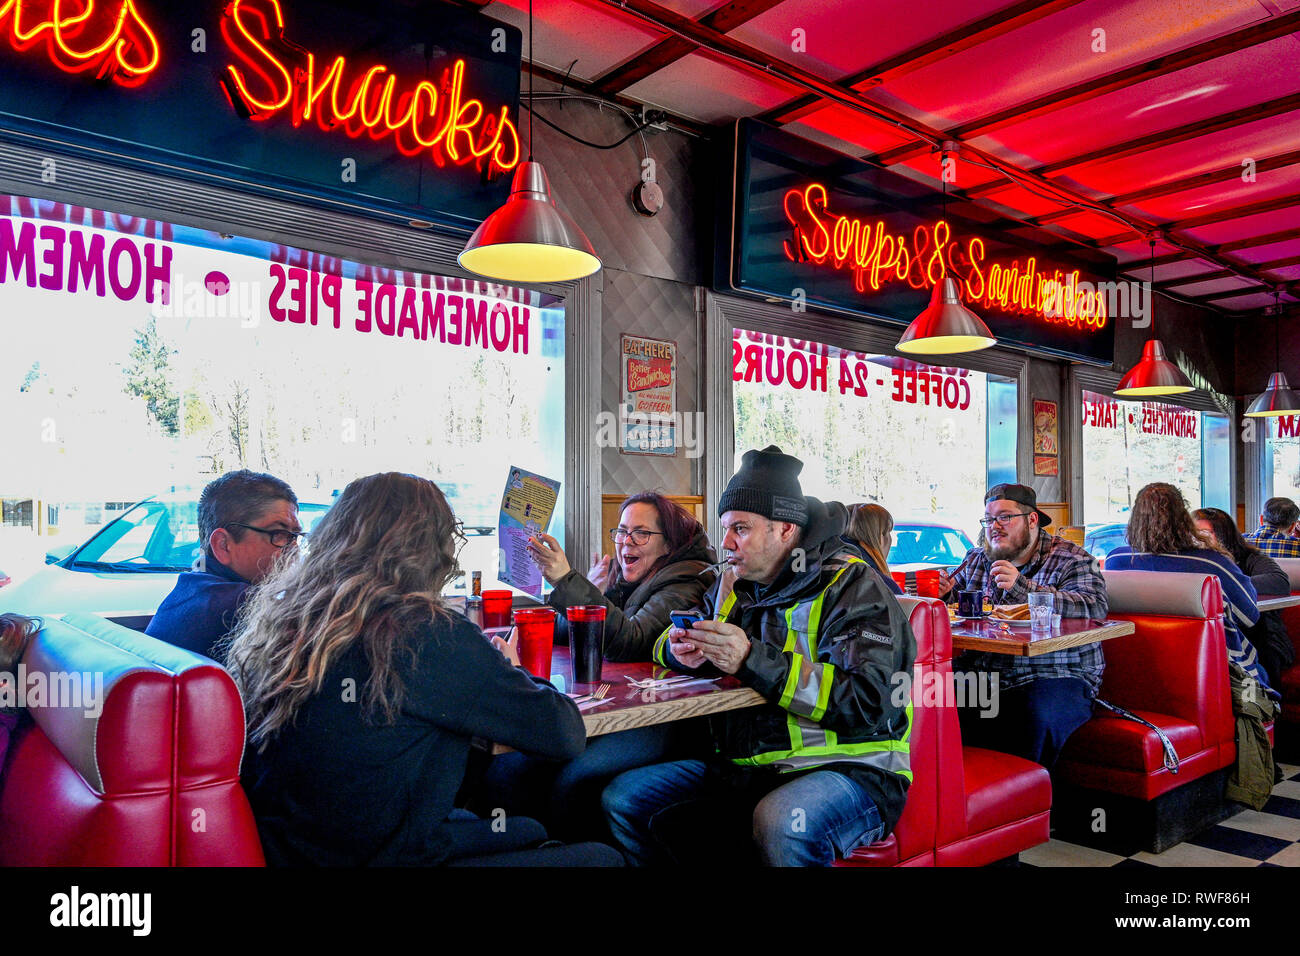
left=0, top=613, right=263, bottom=866
left=1094, top=571, right=1232, bottom=756
left=886, top=595, right=946, bottom=864
left=1274, top=558, right=1300, bottom=592
left=1103, top=569, right=1223, bottom=618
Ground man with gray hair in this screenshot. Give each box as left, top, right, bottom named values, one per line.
left=146, top=470, right=302, bottom=659
left=1244, top=497, right=1300, bottom=559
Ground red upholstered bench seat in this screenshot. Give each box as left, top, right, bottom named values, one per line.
left=961, top=747, right=1052, bottom=836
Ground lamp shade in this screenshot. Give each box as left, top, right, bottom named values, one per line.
left=459, top=161, right=601, bottom=283
left=895, top=277, right=997, bottom=354
left=1245, top=372, right=1300, bottom=417
left=1114, top=339, right=1195, bottom=397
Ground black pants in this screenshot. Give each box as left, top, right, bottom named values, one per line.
left=958, top=677, right=1095, bottom=769
left=442, top=809, right=624, bottom=867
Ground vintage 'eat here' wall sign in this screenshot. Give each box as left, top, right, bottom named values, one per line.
left=0, top=0, right=522, bottom=231
left=717, top=119, right=1120, bottom=366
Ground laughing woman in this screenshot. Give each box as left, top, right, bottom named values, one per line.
left=225, top=472, right=620, bottom=866
left=479, top=492, right=717, bottom=842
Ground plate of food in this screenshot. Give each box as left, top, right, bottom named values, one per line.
left=987, top=603, right=1033, bottom=626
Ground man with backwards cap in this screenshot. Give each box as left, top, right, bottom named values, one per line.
left=938, top=483, right=1108, bottom=768
left=601, top=446, right=915, bottom=866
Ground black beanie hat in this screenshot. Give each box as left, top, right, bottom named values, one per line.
left=718, top=445, right=809, bottom=527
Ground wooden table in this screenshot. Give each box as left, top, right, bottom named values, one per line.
left=949, top=616, right=1134, bottom=656
left=551, top=648, right=763, bottom=737
left=1258, top=594, right=1300, bottom=612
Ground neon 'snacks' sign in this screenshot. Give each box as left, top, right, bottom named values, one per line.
left=782, top=182, right=1109, bottom=330
left=219, top=0, right=519, bottom=174
left=0, top=0, right=520, bottom=175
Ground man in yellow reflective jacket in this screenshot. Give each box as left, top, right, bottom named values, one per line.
left=602, top=446, right=916, bottom=866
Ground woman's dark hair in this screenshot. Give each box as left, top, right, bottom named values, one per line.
left=1193, top=507, right=1258, bottom=567
left=1127, top=483, right=1224, bottom=556
left=614, top=492, right=704, bottom=583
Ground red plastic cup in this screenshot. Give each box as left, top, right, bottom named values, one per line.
left=513, top=607, right=556, bottom=679
left=481, top=590, right=513, bottom=629
left=890, top=571, right=907, bottom=593
left=566, top=604, right=607, bottom=684
left=915, top=569, right=941, bottom=598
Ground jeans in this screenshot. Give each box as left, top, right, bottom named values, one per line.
left=478, top=720, right=707, bottom=842
left=958, top=676, right=1094, bottom=768
left=601, top=760, right=885, bottom=867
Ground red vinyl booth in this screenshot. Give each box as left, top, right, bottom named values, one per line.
left=1054, top=571, right=1244, bottom=852
left=0, top=613, right=264, bottom=866
left=836, top=596, right=1051, bottom=867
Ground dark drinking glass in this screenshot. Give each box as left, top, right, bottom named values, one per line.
left=566, top=605, right=606, bottom=684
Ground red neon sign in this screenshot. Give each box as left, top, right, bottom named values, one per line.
left=782, top=182, right=1108, bottom=330
left=0, top=0, right=161, bottom=86
left=219, top=0, right=520, bottom=176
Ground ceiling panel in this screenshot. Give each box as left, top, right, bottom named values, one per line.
left=977, top=183, right=1081, bottom=218
left=1049, top=112, right=1300, bottom=197
left=1107, top=238, right=1185, bottom=264
left=1211, top=291, right=1286, bottom=310
left=484, top=0, right=667, bottom=81
left=786, top=104, right=918, bottom=157
left=650, top=0, right=728, bottom=18
left=1238, top=239, right=1300, bottom=263
left=865, top=0, right=1267, bottom=130
left=1042, top=209, right=1144, bottom=242
left=1116, top=164, right=1300, bottom=219
left=1170, top=275, right=1260, bottom=297
left=1151, top=258, right=1224, bottom=281
left=1263, top=264, right=1300, bottom=281
left=1182, top=205, right=1300, bottom=244
left=964, top=35, right=1300, bottom=168
left=621, top=50, right=805, bottom=122
left=725, top=0, right=1016, bottom=84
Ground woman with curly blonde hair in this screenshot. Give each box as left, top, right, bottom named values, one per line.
left=225, top=472, right=621, bottom=866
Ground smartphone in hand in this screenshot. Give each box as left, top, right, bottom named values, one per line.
left=669, top=611, right=703, bottom=631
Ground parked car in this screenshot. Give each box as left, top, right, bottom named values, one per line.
left=887, top=522, right=975, bottom=568
left=1084, top=522, right=1128, bottom=560
left=0, top=568, right=10, bottom=589
left=0, top=493, right=332, bottom=623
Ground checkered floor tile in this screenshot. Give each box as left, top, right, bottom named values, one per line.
left=1022, top=763, right=1300, bottom=867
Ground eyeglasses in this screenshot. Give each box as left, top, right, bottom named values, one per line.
left=227, top=523, right=307, bottom=548
left=609, top=528, right=666, bottom=546
left=978, top=512, right=1033, bottom=528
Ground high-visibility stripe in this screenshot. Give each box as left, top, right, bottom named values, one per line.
left=778, top=653, right=803, bottom=710
left=652, top=629, right=671, bottom=666
left=810, top=662, right=835, bottom=722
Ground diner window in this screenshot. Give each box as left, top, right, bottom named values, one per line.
left=1263, top=414, right=1300, bottom=508
left=0, top=197, right=565, bottom=596
left=1080, top=390, right=1230, bottom=523
left=732, top=328, right=1017, bottom=545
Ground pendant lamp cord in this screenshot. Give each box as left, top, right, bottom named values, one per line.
left=1149, top=238, right=1156, bottom=338
left=527, top=0, right=534, bottom=161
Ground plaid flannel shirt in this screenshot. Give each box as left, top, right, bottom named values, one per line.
left=1244, top=527, right=1300, bottom=560
left=949, top=529, right=1108, bottom=693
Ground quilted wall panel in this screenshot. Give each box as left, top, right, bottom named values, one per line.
left=600, top=268, right=702, bottom=498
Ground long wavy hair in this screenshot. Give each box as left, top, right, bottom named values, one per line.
left=1193, top=507, right=1258, bottom=567
left=224, top=473, right=465, bottom=749
left=611, top=492, right=705, bottom=587
left=1127, top=483, right=1223, bottom=556
left=847, top=503, right=894, bottom=576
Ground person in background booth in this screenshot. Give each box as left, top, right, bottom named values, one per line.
left=602, top=447, right=915, bottom=866
left=0, top=613, right=40, bottom=778
left=1194, top=507, right=1294, bottom=691
left=845, top=503, right=903, bottom=595
left=147, top=470, right=302, bottom=660
left=480, top=493, right=718, bottom=841
left=1109, top=484, right=1278, bottom=806
left=1245, top=497, right=1300, bottom=559
left=225, top=473, right=621, bottom=866
left=938, top=483, right=1108, bottom=768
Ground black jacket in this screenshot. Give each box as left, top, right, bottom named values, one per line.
left=547, top=529, right=717, bottom=662
left=242, top=611, right=584, bottom=866
left=655, top=499, right=916, bottom=835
